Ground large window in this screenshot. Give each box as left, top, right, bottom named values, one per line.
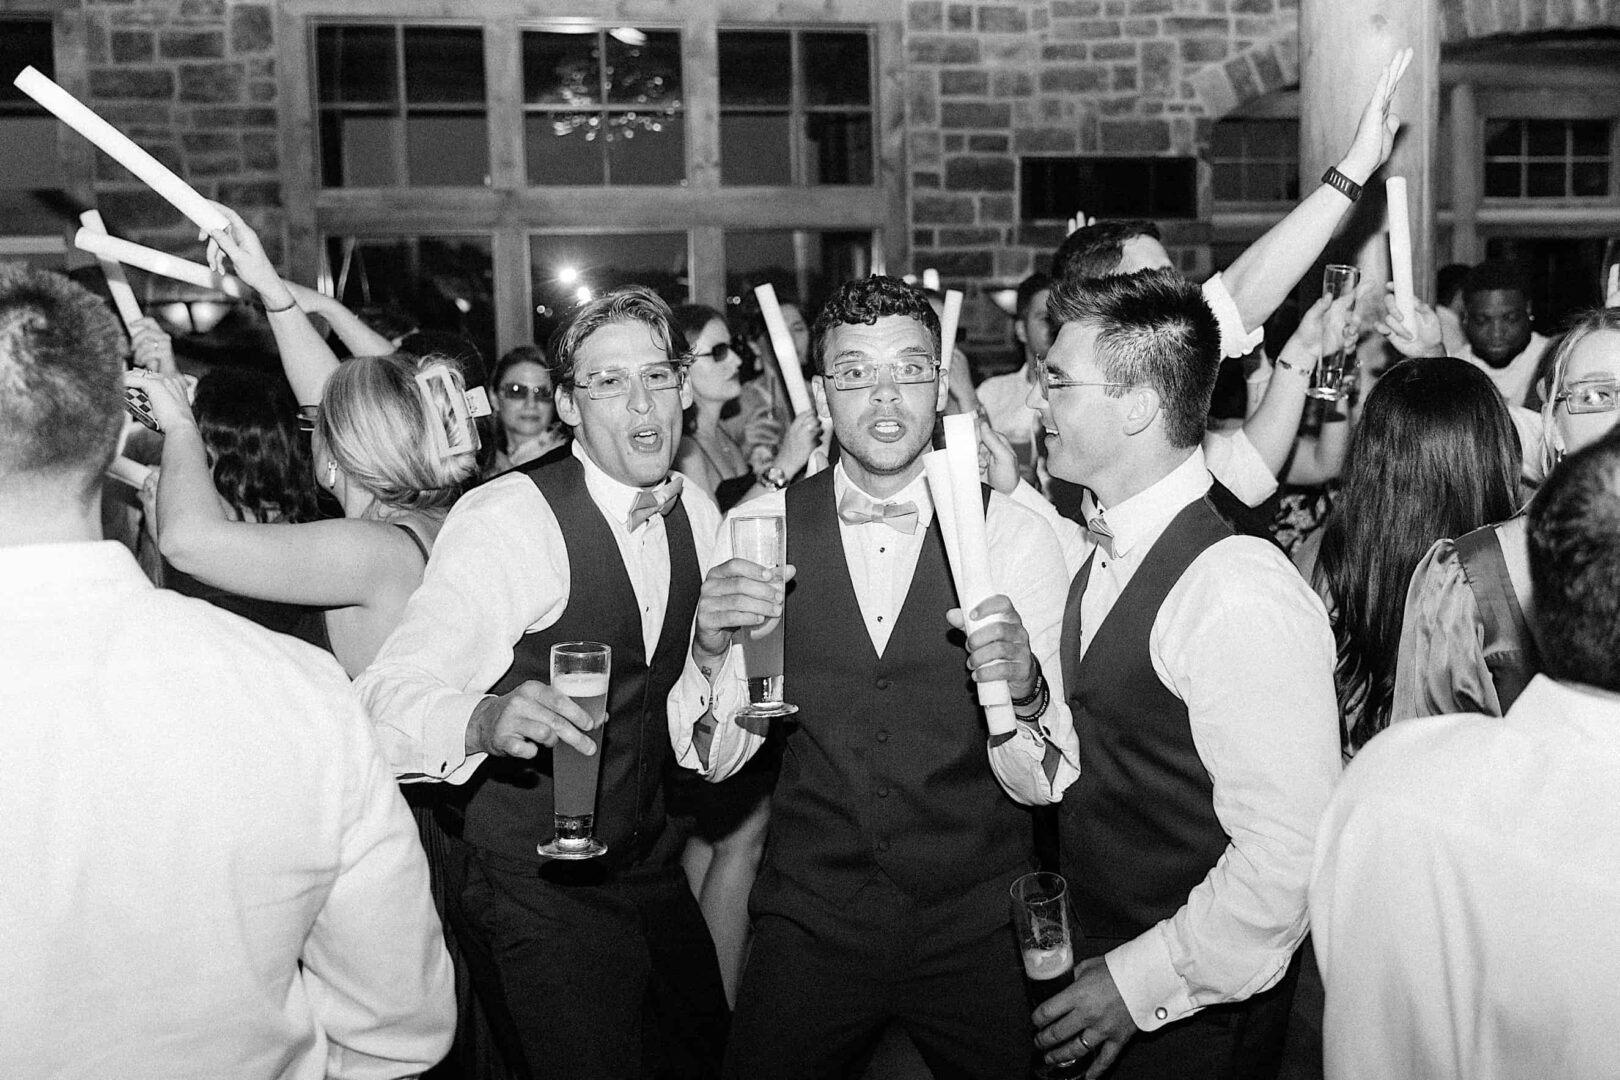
left=0, top=15, right=69, bottom=267
left=1021, top=157, right=1198, bottom=222
left=723, top=229, right=874, bottom=307
left=1484, top=119, right=1613, bottom=199
left=316, top=24, right=490, bottom=187
left=719, top=29, right=874, bottom=186
left=530, top=232, right=689, bottom=341
left=323, top=235, right=496, bottom=359
left=1210, top=118, right=1299, bottom=205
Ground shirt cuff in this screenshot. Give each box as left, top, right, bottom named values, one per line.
left=1203, top=272, right=1265, bottom=361
left=1105, top=926, right=1195, bottom=1032
left=420, top=692, right=488, bottom=784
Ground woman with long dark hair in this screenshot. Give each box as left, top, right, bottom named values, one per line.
left=1312, top=356, right=1521, bottom=755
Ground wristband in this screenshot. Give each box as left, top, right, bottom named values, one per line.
left=1012, top=658, right=1045, bottom=708
left=1321, top=166, right=1362, bottom=203
left=262, top=295, right=298, bottom=314
left=1273, top=351, right=1311, bottom=376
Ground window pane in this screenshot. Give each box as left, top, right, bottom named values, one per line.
left=605, top=31, right=681, bottom=107
left=1573, top=161, right=1609, bottom=198
left=523, top=31, right=601, bottom=106
left=721, top=113, right=793, bottom=185
left=526, top=113, right=604, bottom=184
left=1209, top=121, right=1243, bottom=158
left=0, top=19, right=53, bottom=108
left=408, top=114, right=489, bottom=185
left=605, top=115, right=685, bottom=184
left=1248, top=162, right=1293, bottom=203
left=1526, top=120, right=1564, bottom=157
left=317, top=25, right=397, bottom=104
left=724, top=229, right=874, bottom=312
left=1247, top=119, right=1295, bottom=158
left=530, top=232, right=689, bottom=340
left=719, top=31, right=790, bottom=107
left=1526, top=161, right=1565, bottom=197
left=805, top=112, right=873, bottom=185
left=326, top=235, right=496, bottom=362
left=1483, top=119, right=1520, bottom=158
left=1484, top=161, right=1521, bottom=197
left=404, top=27, right=485, bottom=105
left=322, top=111, right=400, bottom=186
left=1212, top=162, right=1243, bottom=201
left=0, top=118, right=62, bottom=189
left=802, top=33, right=871, bottom=106
left=1571, top=120, right=1610, bottom=157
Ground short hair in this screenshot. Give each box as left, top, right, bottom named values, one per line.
left=671, top=303, right=728, bottom=357
left=0, top=263, right=126, bottom=486
left=317, top=352, right=478, bottom=514
left=1045, top=268, right=1220, bottom=448
left=545, top=286, right=682, bottom=390
left=1463, top=260, right=1530, bottom=305
left=1436, top=263, right=1471, bottom=308
left=807, top=275, right=940, bottom=375
left=1051, top=220, right=1162, bottom=283
left=491, top=344, right=548, bottom=391
left=192, top=368, right=319, bottom=524
left=1528, top=433, right=1620, bottom=693
left=1015, top=272, right=1052, bottom=320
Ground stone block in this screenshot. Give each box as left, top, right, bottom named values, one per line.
left=968, top=134, right=1009, bottom=153
left=948, top=3, right=974, bottom=30
left=941, top=102, right=1012, bottom=129
left=231, top=5, right=275, bottom=53
left=182, top=131, right=237, bottom=154
left=944, top=155, right=1015, bottom=191
left=941, top=70, right=990, bottom=96
left=97, top=102, right=174, bottom=128
left=1231, top=0, right=1273, bottom=10
left=90, top=67, right=175, bottom=100
left=110, top=31, right=154, bottom=63
left=913, top=170, right=942, bottom=189
left=1163, top=16, right=1230, bottom=33
left=1113, top=66, right=1138, bottom=91
left=984, top=37, right=1037, bottom=62
left=1252, top=44, right=1284, bottom=92
left=179, top=0, right=226, bottom=21
left=1014, top=128, right=1078, bottom=154
left=928, top=250, right=994, bottom=278
left=990, top=71, right=1035, bottom=97
left=909, top=2, right=945, bottom=31
left=161, top=31, right=225, bottom=60
left=1093, top=42, right=1137, bottom=60
left=1183, top=38, right=1229, bottom=63
left=216, top=180, right=281, bottom=208
left=1076, top=18, right=1122, bottom=36
left=187, top=153, right=245, bottom=178
left=980, top=194, right=1015, bottom=222
left=908, top=37, right=981, bottom=64
left=1099, top=119, right=1170, bottom=152
left=244, top=132, right=280, bottom=170
left=1142, top=40, right=1176, bottom=95
left=1235, top=15, right=1281, bottom=36
left=191, top=106, right=278, bottom=127
left=979, top=5, right=1029, bottom=32
left=914, top=193, right=978, bottom=224
left=248, top=58, right=276, bottom=78
left=1129, top=0, right=1173, bottom=11
left=1041, top=43, right=1090, bottom=61
left=1122, top=17, right=1160, bottom=34
left=180, top=63, right=244, bottom=104
left=939, top=226, right=1004, bottom=246
left=1016, top=222, right=1068, bottom=249
left=1223, top=56, right=1259, bottom=106
left=909, top=71, right=939, bottom=126
left=914, top=228, right=937, bottom=249
left=250, top=80, right=276, bottom=103
left=87, top=20, right=110, bottom=65
left=1050, top=0, right=1103, bottom=15
left=1039, top=67, right=1109, bottom=94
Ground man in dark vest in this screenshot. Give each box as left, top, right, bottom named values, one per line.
left=1026, top=268, right=1340, bottom=1079
left=669, top=275, right=1079, bottom=1079
left=357, top=286, right=729, bottom=1079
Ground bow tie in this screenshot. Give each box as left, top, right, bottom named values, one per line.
left=627, top=476, right=683, bottom=530
left=838, top=489, right=919, bottom=534
left=1087, top=513, right=1117, bottom=559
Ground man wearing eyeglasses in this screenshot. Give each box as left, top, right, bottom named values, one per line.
left=668, top=275, right=1078, bottom=1079
left=357, top=286, right=730, bottom=1079
left=1021, top=269, right=1339, bottom=1080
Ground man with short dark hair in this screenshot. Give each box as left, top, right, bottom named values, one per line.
left=0, top=263, right=455, bottom=1077
left=672, top=275, right=1077, bottom=1079
left=1457, top=259, right=1550, bottom=407
left=358, top=286, right=729, bottom=1078
left=1027, top=268, right=1340, bottom=1079
left=1311, top=433, right=1620, bottom=1079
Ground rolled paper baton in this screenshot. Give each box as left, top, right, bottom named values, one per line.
left=79, top=210, right=144, bottom=331
left=922, top=268, right=941, bottom=293
left=930, top=413, right=1017, bottom=735
left=106, top=457, right=153, bottom=489
left=74, top=228, right=249, bottom=301
left=752, top=283, right=813, bottom=416
left=1386, top=177, right=1417, bottom=332
left=15, top=67, right=229, bottom=235
left=938, top=289, right=963, bottom=380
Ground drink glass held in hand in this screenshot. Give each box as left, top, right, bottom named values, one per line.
left=539, top=641, right=610, bottom=860
left=1310, top=263, right=1362, bottom=401
left=731, top=514, right=798, bottom=719
left=1011, top=871, right=1086, bottom=1078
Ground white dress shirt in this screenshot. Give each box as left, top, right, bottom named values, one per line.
left=1312, top=676, right=1620, bottom=1080
left=356, top=442, right=720, bottom=783
left=667, top=462, right=1080, bottom=805
left=0, top=541, right=453, bottom=1080
left=1058, top=450, right=1341, bottom=1031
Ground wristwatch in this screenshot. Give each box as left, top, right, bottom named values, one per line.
left=760, top=466, right=789, bottom=491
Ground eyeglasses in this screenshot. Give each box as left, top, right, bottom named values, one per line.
left=1555, top=378, right=1620, bottom=415
left=689, top=343, right=733, bottom=364
left=828, top=358, right=939, bottom=391
left=497, top=382, right=551, bottom=403
left=1035, top=355, right=1131, bottom=396
left=571, top=362, right=684, bottom=400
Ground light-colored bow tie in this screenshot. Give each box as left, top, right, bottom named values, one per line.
left=627, top=475, right=683, bottom=530
left=838, top=489, right=919, bottom=534
left=1087, top=513, right=1117, bottom=559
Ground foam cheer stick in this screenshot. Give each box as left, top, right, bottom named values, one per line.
left=74, top=228, right=249, bottom=300
left=78, top=210, right=143, bottom=331
left=106, top=457, right=153, bottom=489
left=752, top=283, right=813, bottom=416
left=937, top=289, right=963, bottom=380
left=924, top=413, right=1017, bottom=736
left=1386, top=177, right=1417, bottom=332
left=14, top=67, right=229, bottom=235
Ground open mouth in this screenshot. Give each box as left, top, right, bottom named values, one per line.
left=630, top=425, right=664, bottom=451
left=870, top=417, right=906, bottom=443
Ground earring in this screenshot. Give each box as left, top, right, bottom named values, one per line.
left=325, top=460, right=339, bottom=487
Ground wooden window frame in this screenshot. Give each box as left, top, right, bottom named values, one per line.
left=0, top=0, right=90, bottom=259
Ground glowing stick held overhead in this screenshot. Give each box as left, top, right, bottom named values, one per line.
left=922, top=268, right=941, bottom=292
left=106, top=457, right=153, bottom=489
left=1386, top=177, right=1417, bottom=331
left=74, top=228, right=249, bottom=300
left=14, top=67, right=229, bottom=235
left=938, top=289, right=963, bottom=379
left=752, top=282, right=813, bottom=416
left=78, top=210, right=143, bottom=331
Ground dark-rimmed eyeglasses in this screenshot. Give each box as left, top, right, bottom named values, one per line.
left=689, top=343, right=733, bottom=364
left=497, top=382, right=551, bottom=403
left=570, top=362, right=684, bottom=400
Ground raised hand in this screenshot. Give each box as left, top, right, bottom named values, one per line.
left=128, top=369, right=196, bottom=433
left=944, top=594, right=1037, bottom=700
left=773, top=411, right=824, bottom=478
left=465, top=681, right=599, bottom=760
left=1375, top=283, right=1445, bottom=357
left=693, top=558, right=796, bottom=661
left=127, top=316, right=177, bottom=375
left=978, top=422, right=1020, bottom=495
left=201, top=202, right=294, bottom=307
left=1341, top=47, right=1414, bottom=182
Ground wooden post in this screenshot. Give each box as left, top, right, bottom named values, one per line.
left=1300, top=0, right=1439, bottom=303
left=1449, top=81, right=1482, bottom=266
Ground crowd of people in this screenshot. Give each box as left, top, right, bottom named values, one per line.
left=8, top=47, right=1620, bottom=1080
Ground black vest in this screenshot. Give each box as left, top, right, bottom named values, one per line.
left=761, top=469, right=1035, bottom=912
left=459, top=454, right=701, bottom=875
left=1059, top=495, right=1236, bottom=939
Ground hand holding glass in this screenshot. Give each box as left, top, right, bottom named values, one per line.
left=731, top=514, right=797, bottom=718
left=539, top=641, right=611, bottom=860
left=1011, top=871, right=1086, bottom=1078
left=1310, top=264, right=1361, bottom=401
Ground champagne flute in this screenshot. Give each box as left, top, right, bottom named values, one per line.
left=1011, top=871, right=1085, bottom=1079
left=1310, top=264, right=1361, bottom=400
left=538, top=641, right=610, bottom=860
left=731, top=514, right=797, bottom=718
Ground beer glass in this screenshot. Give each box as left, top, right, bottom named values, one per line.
left=1309, top=264, right=1362, bottom=400
left=539, top=641, right=611, bottom=860
left=1011, top=871, right=1085, bottom=1078
left=731, top=514, right=797, bottom=718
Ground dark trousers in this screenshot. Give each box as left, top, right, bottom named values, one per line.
left=723, top=870, right=1034, bottom=1080
left=1078, top=938, right=1303, bottom=1080
left=451, top=849, right=729, bottom=1080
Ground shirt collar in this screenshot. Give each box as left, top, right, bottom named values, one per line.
left=572, top=441, right=670, bottom=531
left=0, top=541, right=151, bottom=602
left=832, top=460, right=936, bottom=530
left=1093, top=447, right=1212, bottom=559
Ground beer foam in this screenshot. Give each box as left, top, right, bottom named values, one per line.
left=1022, top=943, right=1073, bottom=981
left=553, top=672, right=610, bottom=697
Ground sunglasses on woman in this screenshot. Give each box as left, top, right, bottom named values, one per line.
left=497, top=382, right=552, bottom=403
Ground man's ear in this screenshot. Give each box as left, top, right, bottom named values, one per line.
left=812, top=374, right=829, bottom=419
left=1122, top=386, right=1161, bottom=437
left=555, top=386, right=581, bottom=429
left=679, top=368, right=694, bottom=410
left=1013, top=317, right=1028, bottom=347
left=935, top=361, right=951, bottom=414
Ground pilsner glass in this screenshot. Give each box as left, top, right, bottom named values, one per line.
left=731, top=514, right=797, bottom=718
left=1011, top=871, right=1085, bottom=1079
left=1310, top=263, right=1362, bottom=401
left=538, top=641, right=611, bottom=860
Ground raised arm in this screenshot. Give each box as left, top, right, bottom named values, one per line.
left=1221, top=49, right=1412, bottom=335
left=283, top=279, right=397, bottom=359
left=1242, top=290, right=1359, bottom=475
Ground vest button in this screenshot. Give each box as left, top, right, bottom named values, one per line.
left=874, top=677, right=892, bottom=690
left=875, top=730, right=890, bottom=743
left=1155, top=1007, right=1169, bottom=1021
left=876, top=839, right=891, bottom=852
left=876, top=787, right=889, bottom=798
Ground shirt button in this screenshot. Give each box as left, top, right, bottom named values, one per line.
left=1155, top=1007, right=1168, bottom=1021
left=876, top=730, right=890, bottom=743
left=876, top=787, right=889, bottom=798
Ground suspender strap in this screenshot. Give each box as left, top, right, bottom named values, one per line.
left=1454, top=526, right=1540, bottom=713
